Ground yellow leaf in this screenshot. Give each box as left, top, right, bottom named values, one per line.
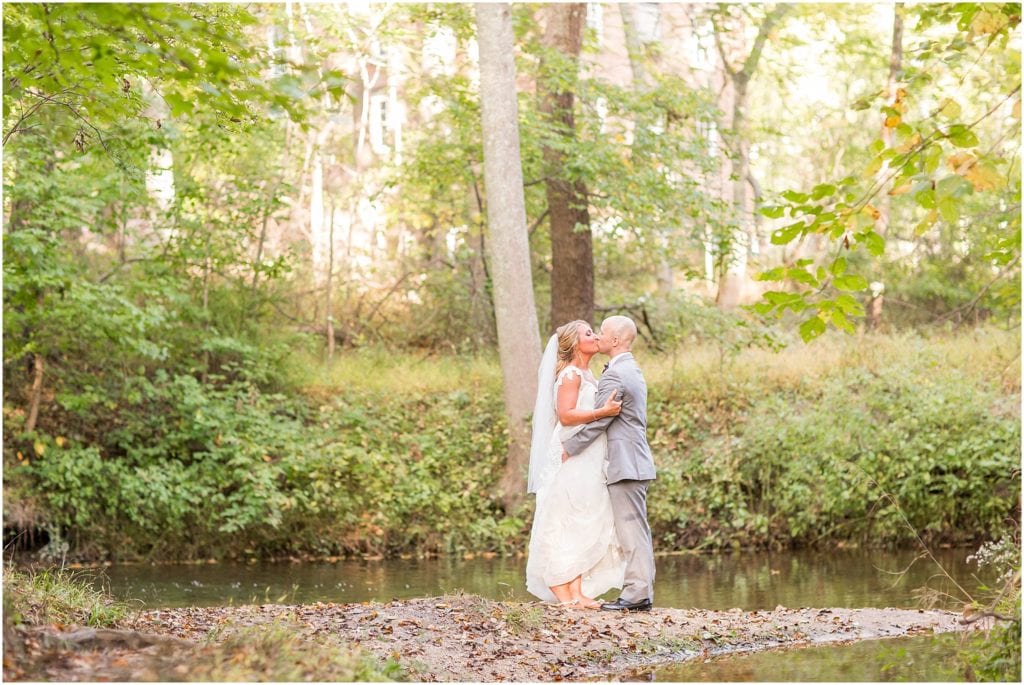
left=863, top=204, right=882, bottom=220
left=884, top=114, right=902, bottom=128
left=896, top=133, right=922, bottom=153
left=16, top=451, right=24, bottom=461
left=55, top=436, right=67, bottom=448
left=915, top=208, right=939, bottom=236
left=939, top=98, right=962, bottom=119
left=895, top=87, right=907, bottom=101
left=1013, top=99, right=1021, bottom=119
left=892, top=101, right=906, bottom=114
left=964, top=163, right=1005, bottom=191
left=970, top=10, right=1008, bottom=36
left=947, top=152, right=976, bottom=173
left=34, top=441, right=46, bottom=457
left=863, top=156, right=883, bottom=177
left=889, top=183, right=913, bottom=196
left=262, top=455, right=273, bottom=462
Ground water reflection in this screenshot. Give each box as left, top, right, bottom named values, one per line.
left=87, top=547, right=985, bottom=612
left=631, top=633, right=966, bottom=682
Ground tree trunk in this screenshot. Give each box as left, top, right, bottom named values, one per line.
left=877, top=3, right=904, bottom=235
left=475, top=2, right=543, bottom=512
left=870, top=3, right=903, bottom=331
left=712, top=5, right=789, bottom=309
left=620, top=4, right=674, bottom=296
left=539, top=3, right=593, bottom=331
left=24, top=351, right=44, bottom=435
left=326, top=197, right=336, bottom=358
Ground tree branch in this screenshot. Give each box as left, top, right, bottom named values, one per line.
left=741, top=4, right=790, bottom=83
left=527, top=208, right=550, bottom=238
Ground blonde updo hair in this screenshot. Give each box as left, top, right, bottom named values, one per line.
left=554, top=319, right=590, bottom=376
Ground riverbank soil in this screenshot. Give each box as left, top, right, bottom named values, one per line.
left=5, top=595, right=981, bottom=681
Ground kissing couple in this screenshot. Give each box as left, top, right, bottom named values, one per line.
left=525, top=315, right=657, bottom=612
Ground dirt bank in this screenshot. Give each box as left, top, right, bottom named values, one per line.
left=8, top=595, right=981, bottom=681
left=134, top=595, right=977, bottom=681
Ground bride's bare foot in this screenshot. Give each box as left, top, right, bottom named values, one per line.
left=577, top=596, right=602, bottom=610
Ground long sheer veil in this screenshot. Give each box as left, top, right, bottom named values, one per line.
left=527, top=334, right=558, bottom=494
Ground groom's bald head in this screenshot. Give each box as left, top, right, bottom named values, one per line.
left=600, top=315, right=637, bottom=351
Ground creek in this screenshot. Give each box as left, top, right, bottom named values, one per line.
left=85, top=547, right=984, bottom=681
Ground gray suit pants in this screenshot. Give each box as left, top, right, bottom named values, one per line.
left=608, top=479, right=655, bottom=603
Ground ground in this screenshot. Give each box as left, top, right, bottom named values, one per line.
left=5, top=594, right=981, bottom=682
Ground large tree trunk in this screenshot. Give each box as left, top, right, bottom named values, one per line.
left=475, top=3, right=543, bottom=512
left=539, top=3, right=593, bottom=331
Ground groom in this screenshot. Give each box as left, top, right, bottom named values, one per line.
left=561, top=315, right=657, bottom=612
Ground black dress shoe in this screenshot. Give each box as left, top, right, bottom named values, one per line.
left=600, top=597, right=652, bottom=612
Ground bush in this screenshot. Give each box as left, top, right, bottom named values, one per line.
left=648, top=358, right=1019, bottom=549
left=5, top=333, right=1020, bottom=561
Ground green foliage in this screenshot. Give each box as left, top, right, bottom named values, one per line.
left=751, top=2, right=1021, bottom=336
left=646, top=337, right=1020, bottom=549
left=14, top=378, right=515, bottom=560
left=3, top=567, right=131, bottom=628
left=8, top=333, right=1018, bottom=561
left=184, top=621, right=404, bottom=682
left=958, top=534, right=1022, bottom=682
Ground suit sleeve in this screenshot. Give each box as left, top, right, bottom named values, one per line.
left=561, top=370, right=623, bottom=457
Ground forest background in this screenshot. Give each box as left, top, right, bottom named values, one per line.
left=2, top=2, right=1020, bottom=571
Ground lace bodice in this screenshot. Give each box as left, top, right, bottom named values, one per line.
left=554, top=365, right=597, bottom=417
left=529, top=365, right=599, bottom=492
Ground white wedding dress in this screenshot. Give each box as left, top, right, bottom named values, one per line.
left=525, top=365, right=625, bottom=602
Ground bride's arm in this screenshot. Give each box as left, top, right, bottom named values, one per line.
left=556, top=373, right=621, bottom=426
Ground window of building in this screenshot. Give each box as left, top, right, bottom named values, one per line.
left=697, top=119, right=718, bottom=158
left=586, top=3, right=604, bottom=45
left=635, top=2, right=660, bottom=44
left=369, top=94, right=390, bottom=154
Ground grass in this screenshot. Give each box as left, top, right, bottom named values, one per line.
left=3, top=566, right=131, bottom=628
left=182, top=622, right=405, bottom=682
left=285, top=345, right=503, bottom=395
left=499, top=601, right=545, bottom=635
left=286, top=327, right=1020, bottom=397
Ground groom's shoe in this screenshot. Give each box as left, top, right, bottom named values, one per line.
left=600, top=597, right=652, bottom=612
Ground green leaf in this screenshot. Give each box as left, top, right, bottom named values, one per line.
left=759, top=206, right=786, bottom=219
left=831, top=309, right=856, bottom=333
left=163, top=91, right=194, bottom=116
left=830, top=256, right=848, bottom=277
left=756, top=267, right=787, bottom=282
left=810, top=184, right=836, bottom=200
left=781, top=190, right=809, bottom=203
left=947, top=125, right=979, bottom=148
left=835, top=294, right=866, bottom=316
left=938, top=195, right=960, bottom=223
left=833, top=274, right=869, bottom=292
left=770, top=222, right=804, bottom=245
left=799, top=316, right=827, bottom=343
left=859, top=231, right=885, bottom=256
left=915, top=187, right=936, bottom=209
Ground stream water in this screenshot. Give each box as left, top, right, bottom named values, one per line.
left=80, top=547, right=984, bottom=681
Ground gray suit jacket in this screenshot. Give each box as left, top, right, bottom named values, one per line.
left=562, top=352, right=657, bottom=484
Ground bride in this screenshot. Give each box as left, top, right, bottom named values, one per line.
left=525, top=320, right=626, bottom=608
